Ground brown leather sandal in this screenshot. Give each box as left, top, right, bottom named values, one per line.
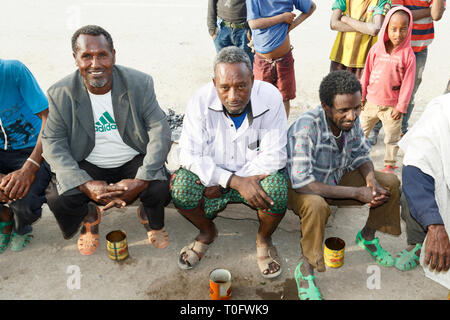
left=138, top=205, right=169, bottom=249
left=77, top=206, right=101, bottom=256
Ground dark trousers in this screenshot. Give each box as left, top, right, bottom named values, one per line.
left=46, top=154, right=171, bottom=239
left=0, top=148, right=51, bottom=235
left=400, top=192, right=427, bottom=245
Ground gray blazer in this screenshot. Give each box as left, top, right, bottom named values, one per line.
left=41, top=65, right=171, bottom=195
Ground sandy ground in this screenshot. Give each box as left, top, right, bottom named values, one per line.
left=0, top=0, right=449, bottom=300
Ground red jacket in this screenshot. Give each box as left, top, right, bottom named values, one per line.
left=361, top=6, right=416, bottom=113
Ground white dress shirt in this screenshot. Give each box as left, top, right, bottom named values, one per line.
left=178, top=80, right=287, bottom=188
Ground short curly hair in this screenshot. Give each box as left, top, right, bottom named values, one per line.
left=71, top=25, right=114, bottom=53
left=213, top=46, right=252, bottom=74
left=319, top=70, right=361, bottom=108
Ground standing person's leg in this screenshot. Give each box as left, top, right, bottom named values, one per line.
left=360, top=101, right=382, bottom=138
left=213, top=22, right=233, bottom=53
left=232, top=27, right=254, bottom=67
left=401, top=48, right=428, bottom=134
left=276, top=50, right=296, bottom=118
left=378, top=106, right=402, bottom=171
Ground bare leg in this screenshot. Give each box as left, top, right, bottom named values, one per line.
left=361, top=224, right=377, bottom=252
left=0, top=205, right=13, bottom=234
left=256, top=211, right=283, bottom=275
left=178, top=206, right=218, bottom=243
left=283, top=100, right=290, bottom=119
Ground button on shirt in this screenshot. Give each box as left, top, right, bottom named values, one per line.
left=178, top=80, right=287, bottom=188
left=286, top=105, right=371, bottom=189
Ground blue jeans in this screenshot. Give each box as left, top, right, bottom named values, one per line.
left=0, top=148, right=51, bottom=235
left=373, top=48, right=428, bottom=134
left=213, top=19, right=254, bottom=66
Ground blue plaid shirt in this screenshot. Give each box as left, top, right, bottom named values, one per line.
left=286, top=105, right=372, bottom=189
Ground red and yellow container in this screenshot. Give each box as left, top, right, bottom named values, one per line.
left=209, top=268, right=232, bottom=300
left=324, top=237, right=345, bottom=268
left=106, top=230, right=129, bottom=261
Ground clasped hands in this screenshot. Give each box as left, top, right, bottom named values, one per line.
left=356, top=178, right=391, bottom=208
left=0, top=166, right=37, bottom=203
left=79, top=179, right=149, bottom=212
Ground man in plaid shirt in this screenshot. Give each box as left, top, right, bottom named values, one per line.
left=286, top=70, right=402, bottom=300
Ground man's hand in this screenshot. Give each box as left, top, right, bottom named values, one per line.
left=78, top=180, right=128, bottom=205
left=229, top=174, right=273, bottom=210
left=0, top=174, right=10, bottom=203
left=211, top=28, right=218, bottom=40
left=355, top=186, right=376, bottom=204
left=97, top=179, right=149, bottom=210
left=282, top=12, right=296, bottom=25
left=391, top=109, right=402, bottom=120
left=366, top=177, right=390, bottom=208
left=424, top=224, right=450, bottom=272
left=204, top=186, right=222, bottom=199
left=0, top=164, right=37, bottom=201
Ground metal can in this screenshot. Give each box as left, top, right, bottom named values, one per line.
left=106, top=230, right=129, bottom=261
left=209, top=268, right=232, bottom=300
left=324, top=237, right=345, bottom=268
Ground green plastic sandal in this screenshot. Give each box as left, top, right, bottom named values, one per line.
left=394, top=243, right=422, bottom=271
left=0, top=221, right=13, bottom=254
left=294, top=262, right=322, bottom=300
left=356, top=230, right=394, bottom=267
left=10, top=231, right=33, bottom=252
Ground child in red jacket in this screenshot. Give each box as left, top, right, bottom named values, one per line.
left=360, top=6, right=415, bottom=174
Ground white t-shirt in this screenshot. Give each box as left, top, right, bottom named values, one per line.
left=85, top=91, right=139, bottom=168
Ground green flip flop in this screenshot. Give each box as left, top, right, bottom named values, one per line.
left=294, top=262, right=322, bottom=300
left=10, top=231, right=33, bottom=252
left=394, top=243, right=422, bottom=271
left=0, top=221, right=13, bottom=254
left=356, top=230, right=394, bottom=267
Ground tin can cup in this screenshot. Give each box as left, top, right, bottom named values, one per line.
left=106, top=230, right=129, bottom=261
left=324, top=237, right=345, bottom=268
left=209, top=268, right=232, bottom=300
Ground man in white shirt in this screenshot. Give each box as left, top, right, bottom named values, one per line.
left=170, top=46, right=288, bottom=278
left=42, top=25, right=172, bottom=256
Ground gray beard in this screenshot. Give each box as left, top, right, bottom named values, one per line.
left=226, top=106, right=247, bottom=115
left=88, top=78, right=108, bottom=88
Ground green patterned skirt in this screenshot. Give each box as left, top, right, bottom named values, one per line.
left=170, top=168, right=288, bottom=219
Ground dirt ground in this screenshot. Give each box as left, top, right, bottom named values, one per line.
left=0, top=0, right=449, bottom=300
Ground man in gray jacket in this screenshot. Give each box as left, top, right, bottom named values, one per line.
left=41, top=25, right=172, bottom=256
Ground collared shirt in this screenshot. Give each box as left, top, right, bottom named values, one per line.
left=178, top=80, right=287, bottom=188
left=286, top=105, right=372, bottom=189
